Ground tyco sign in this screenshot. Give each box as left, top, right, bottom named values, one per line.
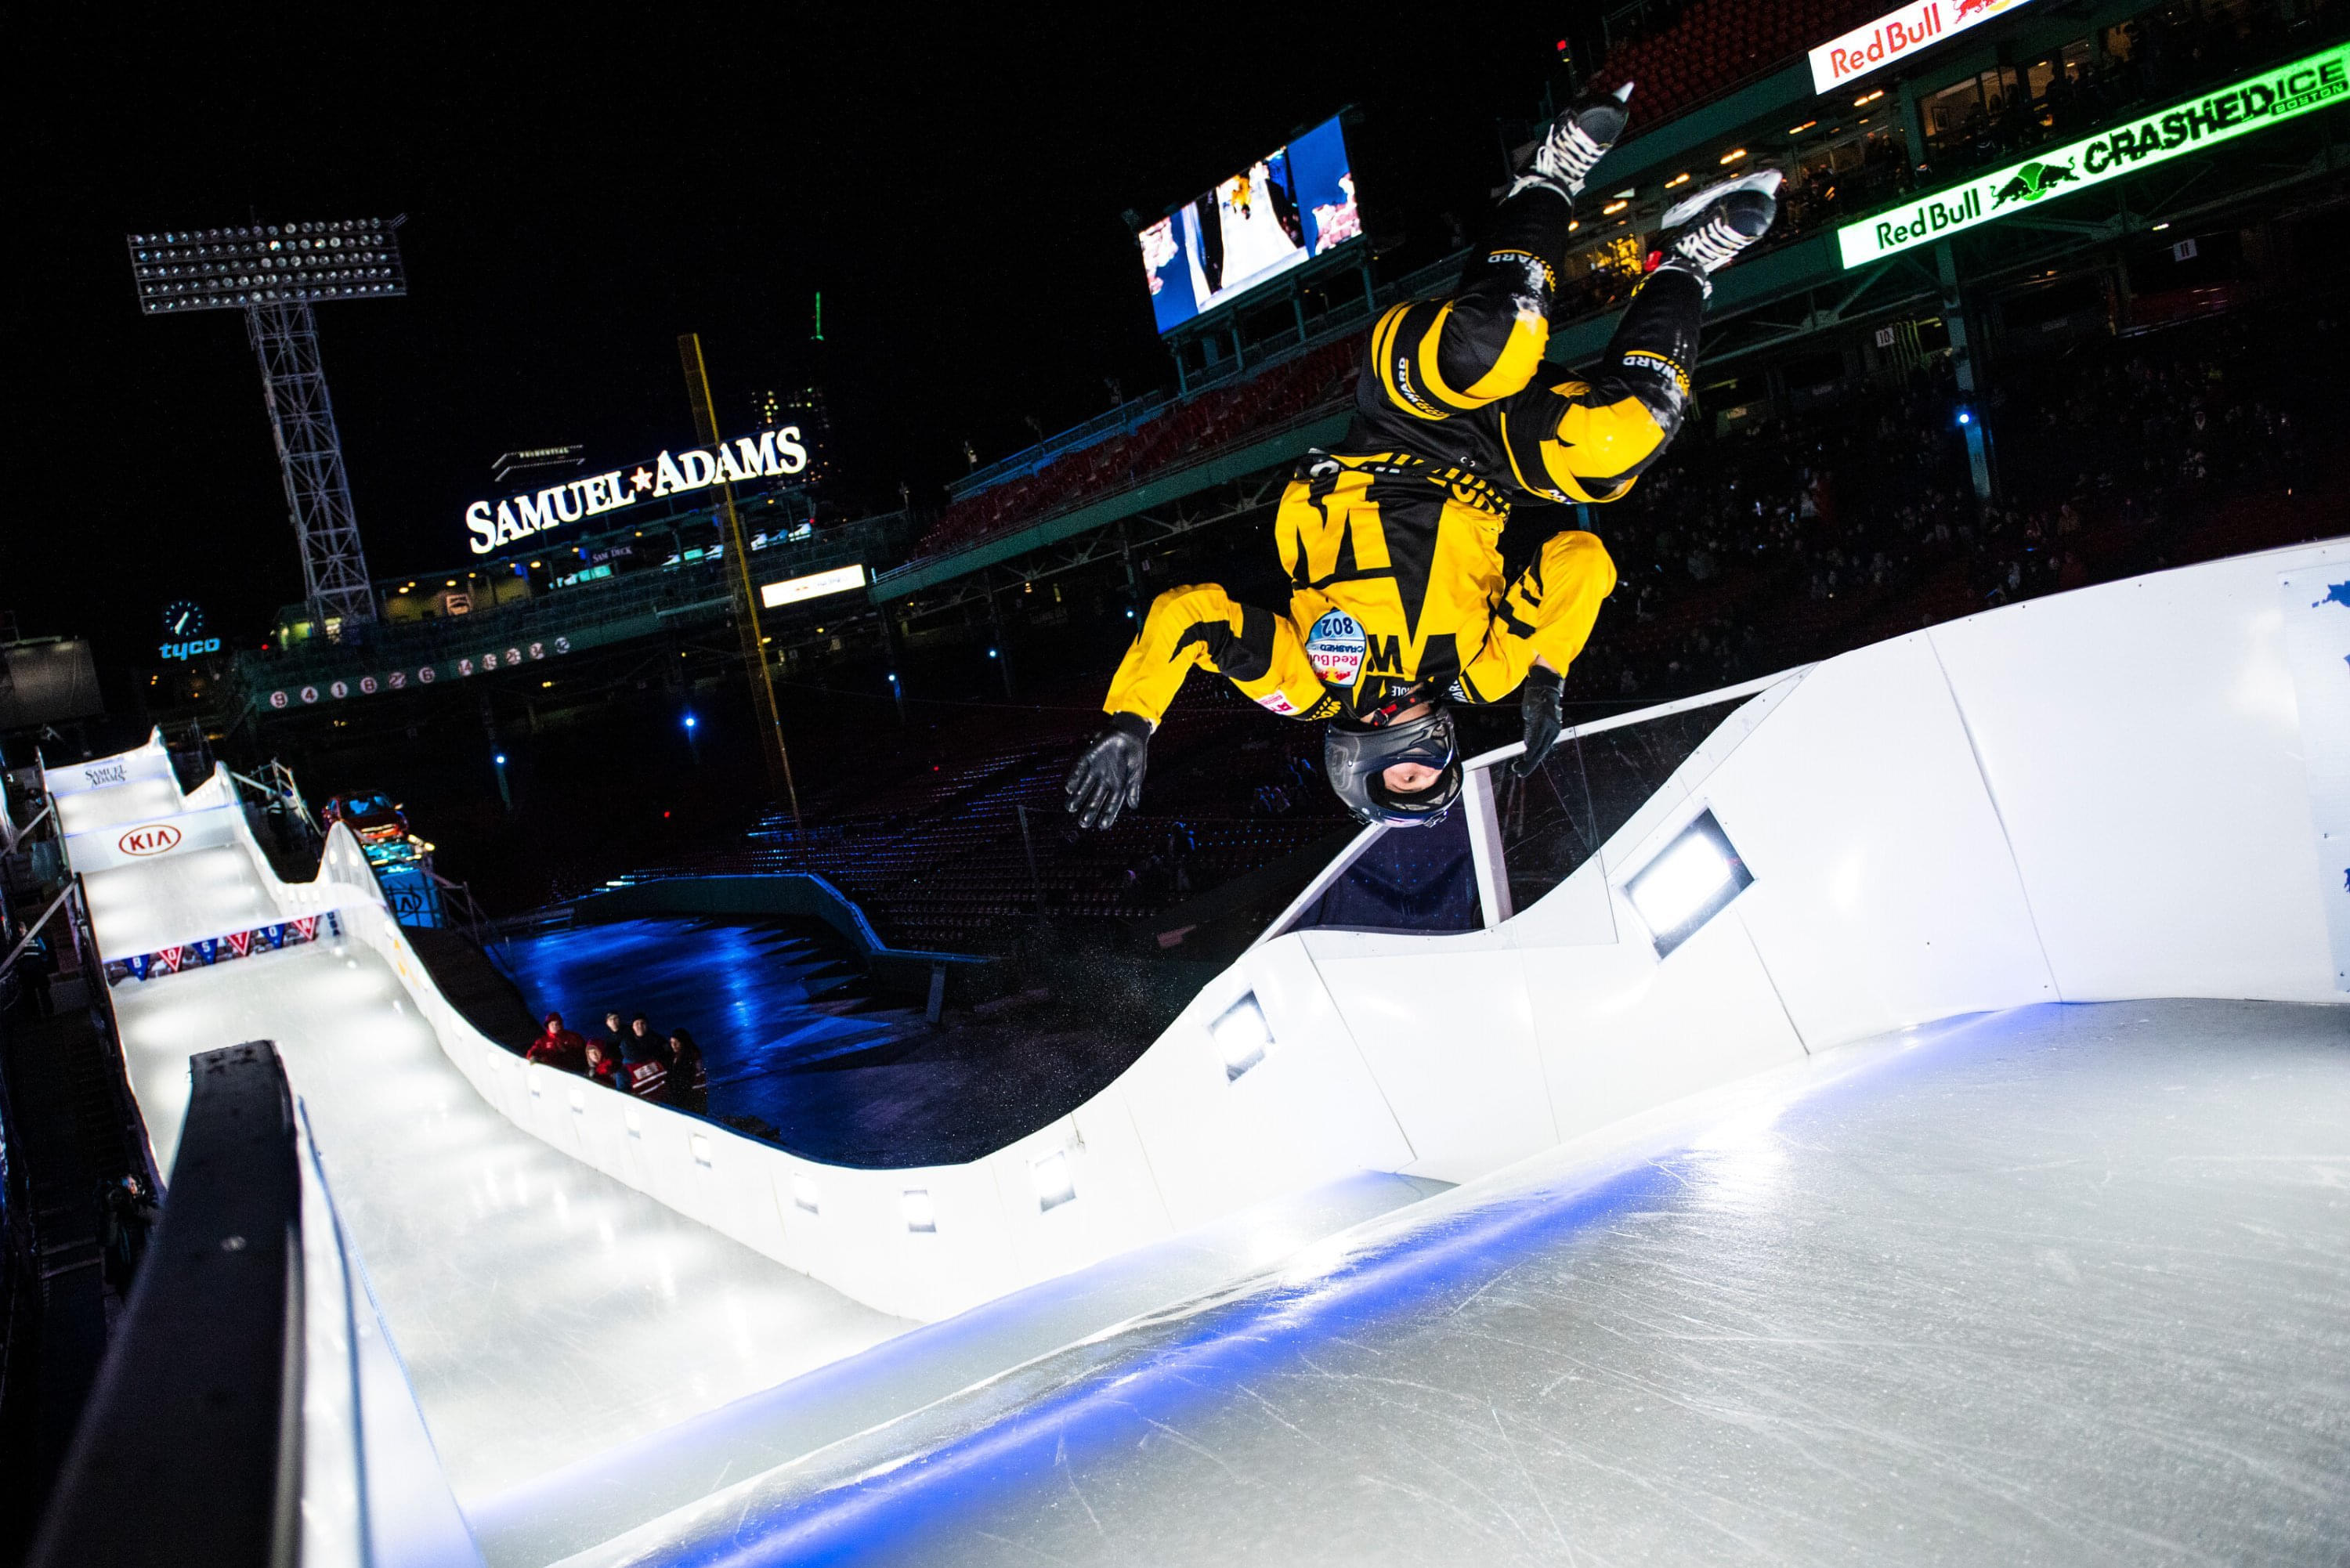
left=1838, top=43, right=2350, bottom=267
left=465, top=428, right=810, bottom=555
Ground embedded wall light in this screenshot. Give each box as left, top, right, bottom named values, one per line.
left=690, top=1133, right=714, bottom=1167
left=1623, top=808, right=1752, bottom=957
left=791, top=1175, right=821, bottom=1216
left=1209, top=994, right=1271, bottom=1080
left=902, top=1189, right=937, bottom=1233
left=1031, top=1148, right=1076, bottom=1212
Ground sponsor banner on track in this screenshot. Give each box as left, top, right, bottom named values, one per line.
left=1837, top=43, right=2350, bottom=267
left=63, top=802, right=242, bottom=873
left=1810, top=0, right=2038, bottom=95
left=42, top=747, right=176, bottom=797
left=105, top=911, right=342, bottom=987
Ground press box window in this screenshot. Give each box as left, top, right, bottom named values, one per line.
left=1624, top=808, right=1752, bottom=958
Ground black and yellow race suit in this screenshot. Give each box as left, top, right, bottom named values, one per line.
left=1102, top=183, right=1706, bottom=729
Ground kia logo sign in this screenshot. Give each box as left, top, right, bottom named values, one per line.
left=117, top=823, right=184, bottom=857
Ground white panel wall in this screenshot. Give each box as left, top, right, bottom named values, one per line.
left=71, top=542, right=2348, bottom=1334
left=1929, top=541, right=2342, bottom=1003
left=1705, top=631, right=2059, bottom=1043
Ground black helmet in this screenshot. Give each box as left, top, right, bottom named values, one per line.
left=1323, top=703, right=1462, bottom=826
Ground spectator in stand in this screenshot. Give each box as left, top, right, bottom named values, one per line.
left=99, top=1172, right=159, bottom=1298
left=526, top=1011, right=589, bottom=1072
left=619, top=1014, right=669, bottom=1100
left=665, top=1028, right=708, bottom=1115
left=582, top=1038, right=624, bottom=1092
left=627, top=1013, right=663, bottom=1060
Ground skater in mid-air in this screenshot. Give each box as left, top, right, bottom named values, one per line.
left=1067, top=83, right=1781, bottom=830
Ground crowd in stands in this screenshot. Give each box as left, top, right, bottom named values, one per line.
left=1559, top=291, right=2339, bottom=707
left=1594, top=0, right=1887, bottom=124
left=1913, top=0, right=2337, bottom=186
left=918, top=337, right=1362, bottom=557
left=526, top=1009, right=707, bottom=1113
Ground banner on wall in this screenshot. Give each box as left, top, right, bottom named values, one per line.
left=2279, top=563, right=2350, bottom=990
left=61, top=803, right=242, bottom=874
left=264, top=634, right=573, bottom=713
left=42, top=746, right=176, bottom=798
left=1836, top=43, right=2350, bottom=267
left=104, top=912, right=342, bottom=987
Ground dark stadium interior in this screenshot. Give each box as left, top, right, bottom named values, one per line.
left=7, top=0, right=2349, bottom=1560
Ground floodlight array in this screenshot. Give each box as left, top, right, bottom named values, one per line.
left=127, top=218, right=406, bottom=316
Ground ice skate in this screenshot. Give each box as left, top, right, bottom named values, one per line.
left=1655, top=168, right=1782, bottom=291
left=1510, top=81, right=1635, bottom=203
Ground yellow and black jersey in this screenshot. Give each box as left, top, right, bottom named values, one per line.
left=1340, top=183, right=1703, bottom=509
left=1101, top=494, right=1617, bottom=727
left=1098, top=186, right=1697, bottom=728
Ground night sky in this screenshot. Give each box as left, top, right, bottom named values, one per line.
left=9, top=5, right=1575, bottom=688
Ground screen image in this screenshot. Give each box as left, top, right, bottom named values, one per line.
left=1140, top=115, right=1361, bottom=335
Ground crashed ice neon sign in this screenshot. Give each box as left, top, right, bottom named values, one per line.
left=1837, top=43, right=2350, bottom=267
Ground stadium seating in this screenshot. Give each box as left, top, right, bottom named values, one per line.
left=915, top=336, right=1364, bottom=558
left=1595, top=0, right=1889, bottom=124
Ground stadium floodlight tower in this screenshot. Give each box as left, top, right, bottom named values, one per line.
left=125, top=217, right=407, bottom=634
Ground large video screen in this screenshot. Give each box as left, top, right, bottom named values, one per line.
left=1139, top=115, right=1361, bottom=335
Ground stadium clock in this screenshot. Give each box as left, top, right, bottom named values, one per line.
left=159, top=600, right=222, bottom=661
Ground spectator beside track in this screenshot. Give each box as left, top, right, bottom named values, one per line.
left=583, top=1039, right=624, bottom=1092
left=665, top=1028, right=708, bottom=1115
left=620, top=1015, right=669, bottom=1100
left=99, top=1173, right=159, bottom=1298
left=600, top=1010, right=631, bottom=1064
left=526, top=1011, right=589, bottom=1072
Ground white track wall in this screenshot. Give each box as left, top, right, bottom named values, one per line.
left=91, top=540, right=2346, bottom=1327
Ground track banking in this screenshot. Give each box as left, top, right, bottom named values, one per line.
left=1842, top=46, right=2350, bottom=266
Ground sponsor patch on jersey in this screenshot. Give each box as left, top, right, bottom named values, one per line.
left=1306, top=611, right=1368, bottom=685
left=1253, top=688, right=1303, bottom=716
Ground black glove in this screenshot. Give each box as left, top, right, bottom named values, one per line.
left=1513, top=665, right=1564, bottom=778
left=1065, top=713, right=1152, bottom=829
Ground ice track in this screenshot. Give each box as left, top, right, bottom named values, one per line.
left=54, top=539, right=2350, bottom=1565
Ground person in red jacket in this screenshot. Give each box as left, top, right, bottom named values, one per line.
left=582, top=1038, right=625, bottom=1092
left=526, top=1011, right=589, bottom=1073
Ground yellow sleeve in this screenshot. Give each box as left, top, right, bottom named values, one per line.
left=1455, top=531, right=1618, bottom=703
left=1369, top=292, right=1551, bottom=422
left=1104, top=585, right=1332, bottom=727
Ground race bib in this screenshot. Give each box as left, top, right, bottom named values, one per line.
left=1306, top=611, right=1367, bottom=685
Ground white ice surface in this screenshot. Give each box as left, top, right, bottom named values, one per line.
left=102, top=887, right=917, bottom=1508
left=81, top=843, right=290, bottom=956
left=568, top=999, right=2350, bottom=1568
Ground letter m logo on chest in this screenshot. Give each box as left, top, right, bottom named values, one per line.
left=1365, top=634, right=1405, bottom=674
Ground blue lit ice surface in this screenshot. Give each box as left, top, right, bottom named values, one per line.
left=618, top=999, right=2350, bottom=1568
left=498, top=917, right=915, bottom=1129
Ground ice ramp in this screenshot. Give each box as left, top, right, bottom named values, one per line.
left=82, top=538, right=2350, bottom=1331
left=54, top=537, right=2348, bottom=1563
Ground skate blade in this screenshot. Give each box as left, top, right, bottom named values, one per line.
left=1660, top=167, right=1784, bottom=232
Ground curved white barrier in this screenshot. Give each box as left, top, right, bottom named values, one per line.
left=74, top=539, right=2350, bottom=1331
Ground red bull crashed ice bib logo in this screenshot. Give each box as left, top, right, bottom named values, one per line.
left=1306, top=612, right=1368, bottom=685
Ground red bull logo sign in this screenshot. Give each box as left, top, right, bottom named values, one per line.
left=1838, top=43, right=2350, bottom=267
left=116, top=822, right=184, bottom=857
left=1810, top=0, right=2034, bottom=94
